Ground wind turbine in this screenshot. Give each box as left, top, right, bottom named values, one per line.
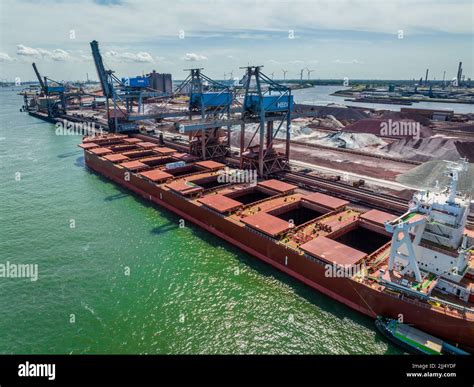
left=299, top=68, right=305, bottom=81
left=282, top=69, right=288, bottom=81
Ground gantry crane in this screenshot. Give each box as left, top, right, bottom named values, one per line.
left=174, top=68, right=234, bottom=159
left=239, top=66, right=293, bottom=176
left=169, top=66, right=293, bottom=175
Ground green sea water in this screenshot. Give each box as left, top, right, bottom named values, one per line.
left=0, top=88, right=400, bottom=354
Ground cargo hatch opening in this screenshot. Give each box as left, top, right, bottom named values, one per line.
left=141, top=156, right=178, bottom=167
left=226, top=186, right=277, bottom=205
left=331, top=225, right=390, bottom=254
left=192, top=175, right=228, bottom=190
left=166, top=164, right=203, bottom=177
left=121, top=150, right=156, bottom=160
left=268, top=201, right=327, bottom=227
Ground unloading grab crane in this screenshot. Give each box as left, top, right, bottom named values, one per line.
left=175, top=68, right=233, bottom=120
left=90, top=40, right=170, bottom=132
left=174, top=68, right=235, bottom=159
left=32, top=62, right=46, bottom=93
left=31, top=62, right=66, bottom=117
left=239, top=65, right=293, bottom=176
left=170, top=66, right=294, bottom=175
left=89, top=41, right=114, bottom=100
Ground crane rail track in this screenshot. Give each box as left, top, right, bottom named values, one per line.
left=275, top=170, right=408, bottom=214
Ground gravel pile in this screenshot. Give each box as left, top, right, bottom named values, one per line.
left=343, top=118, right=433, bottom=138
left=381, top=137, right=463, bottom=162
left=314, top=131, right=386, bottom=149
left=396, top=160, right=474, bottom=195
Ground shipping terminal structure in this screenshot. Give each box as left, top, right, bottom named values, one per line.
left=24, top=40, right=474, bottom=352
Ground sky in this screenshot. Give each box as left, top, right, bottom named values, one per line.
left=0, top=0, right=472, bottom=82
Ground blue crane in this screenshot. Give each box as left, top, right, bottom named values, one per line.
left=31, top=62, right=66, bottom=117
left=90, top=40, right=169, bottom=132
left=240, top=65, right=293, bottom=176
left=174, top=68, right=234, bottom=159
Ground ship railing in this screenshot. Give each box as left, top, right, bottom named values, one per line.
left=244, top=224, right=278, bottom=242
left=426, top=295, right=474, bottom=315
left=384, top=289, right=474, bottom=319
left=379, top=277, right=474, bottom=317
left=199, top=204, right=227, bottom=219
left=366, top=243, right=391, bottom=270
left=277, top=241, right=301, bottom=255
left=302, top=253, right=327, bottom=267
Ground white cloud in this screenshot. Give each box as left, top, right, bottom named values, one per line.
left=105, top=50, right=154, bottom=63
left=183, top=53, right=207, bottom=61
left=80, top=54, right=93, bottom=61
left=2, top=0, right=470, bottom=47
left=17, top=44, right=44, bottom=57
left=268, top=59, right=319, bottom=66
left=333, top=59, right=364, bottom=64
left=16, top=45, right=71, bottom=61
left=0, top=53, right=13, bottom=62
left=0, top=1, right=471, bottom=80
left=50, top=49, right=71, bottom=61
left=235, top=32, right=271, bottom=40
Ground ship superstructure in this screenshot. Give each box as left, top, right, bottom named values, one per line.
left=383, top=160, right=474, bottom=304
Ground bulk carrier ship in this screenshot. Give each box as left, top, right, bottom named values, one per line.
left=79, top=134, right=474, bottom=351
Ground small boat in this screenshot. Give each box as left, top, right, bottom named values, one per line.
left=375, top=316, right=470, bottom=355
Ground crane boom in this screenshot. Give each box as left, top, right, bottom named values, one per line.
left=90, top=40, right=113, bottom=98
left=32, top=62, right=46, bottom=93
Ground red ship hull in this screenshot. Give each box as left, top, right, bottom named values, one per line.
left=84, top=150, right=474, bottom=352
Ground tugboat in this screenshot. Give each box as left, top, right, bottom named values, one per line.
left=375, top=316, right=470, bottom=355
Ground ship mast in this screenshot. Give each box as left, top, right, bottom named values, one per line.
left=446, top=158, right=468, bottom=205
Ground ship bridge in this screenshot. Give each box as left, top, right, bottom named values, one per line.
left=383, top=160, right=473, bottom=304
